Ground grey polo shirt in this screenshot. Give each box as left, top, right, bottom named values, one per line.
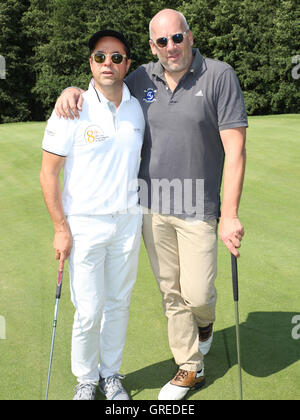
left=125, top=49, right=248, bottom=219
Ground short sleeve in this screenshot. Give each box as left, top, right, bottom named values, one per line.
left=42, top=110, right=75, bottom=156
left=216, top=68, right=248, bottom=131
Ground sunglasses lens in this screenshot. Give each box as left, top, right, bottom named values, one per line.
left=155, top=33, right=185, bottom=48
left=173, top=33, right=184, bottom=44
left=111, top=53, right=123, bottom=64
left=156, top=37, right=168, bottom=48
left=94, top=53, right=125, bottom=64
left=94, top=53, right=105, bottom=63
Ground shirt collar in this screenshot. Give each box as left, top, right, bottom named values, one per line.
left=151, top=48, right=204, bottom=79
left=189, top=49, right=204, bottom=74
left=88, top=79, right=131, bottom=105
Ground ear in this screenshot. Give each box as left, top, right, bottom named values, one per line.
left=188, top=30, right=194, bottom=47
left=125, top=58, right=131, bottom=74
left=149, top=39, right=157, bottom=56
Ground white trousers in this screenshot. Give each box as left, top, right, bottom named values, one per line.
left=67, top=212, right=142, bottom=383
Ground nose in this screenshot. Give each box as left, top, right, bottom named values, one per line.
left=104, top=54, right=112, bottom=65
left=166, top=38, right=176, bottom=50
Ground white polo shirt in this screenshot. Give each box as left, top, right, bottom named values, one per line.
left=42, top=82, right=145, bottom=215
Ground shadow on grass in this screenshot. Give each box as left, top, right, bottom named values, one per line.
left=95, top=311, right=300, bottom=400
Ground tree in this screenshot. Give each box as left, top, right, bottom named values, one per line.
left=21, top=0, right=54, bottom=120
left=23, top=0, right=159, bottom=118
left=269, top=0, right=300, bottom=113
left=0, top=0, right=32, bottom=123
left=23, top=0, right=91, bottom=119
left=1, top=0, right=299, bottom=122
left=180, top=0, right=217, bottom=57
left=209, top=0, right=300, bottom=114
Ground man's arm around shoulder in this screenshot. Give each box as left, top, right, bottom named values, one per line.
left=55, top=87, right=85, bottom=120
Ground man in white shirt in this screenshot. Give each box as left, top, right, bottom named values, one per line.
left=40, top=30, right=145, bottom=400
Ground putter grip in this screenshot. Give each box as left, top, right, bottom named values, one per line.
left=56, top=270, right=63, bottom=299
left=231, top=254, right=239, bottom=302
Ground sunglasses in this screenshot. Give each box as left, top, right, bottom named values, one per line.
left=153, top=30, right=189, bottom=48
left=92, top=52, right=127, bottom=64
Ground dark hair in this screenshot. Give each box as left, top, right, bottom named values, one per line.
left=88, top=29, right=131, bottom=59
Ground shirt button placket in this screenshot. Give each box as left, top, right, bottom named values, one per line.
left=108, top=102, right=117, bottom=132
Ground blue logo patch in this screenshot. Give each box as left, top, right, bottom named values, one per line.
left=143, top=88, right=157, bottom=103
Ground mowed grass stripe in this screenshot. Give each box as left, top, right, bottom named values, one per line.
left=0, top=115, right=299, bottom=400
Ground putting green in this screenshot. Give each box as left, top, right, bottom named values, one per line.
left=0, top=115, right=299, bottom=400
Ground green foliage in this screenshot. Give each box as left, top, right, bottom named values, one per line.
left=0, top=0, right=32, bottom=123
left=0, top=0, right=299, bottom=122
left=180, top=0, right=218, bottom=57
left=209, top=0, right=300, bottom=115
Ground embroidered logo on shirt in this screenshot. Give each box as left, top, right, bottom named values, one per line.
left=84, top=125, right=109, bottom=144
left=46, top=129, right=56, bottom=137
left=143, top=88, right=157, bottom=103
left=195, top=89, right=204, bottom=97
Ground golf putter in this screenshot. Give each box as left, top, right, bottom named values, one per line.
left=231, top=253, right=243, bottom=400
left=45, top=268, right=64, bottom=400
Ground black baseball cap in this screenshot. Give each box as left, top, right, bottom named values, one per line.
left=88, top=29, right=131, bottom=59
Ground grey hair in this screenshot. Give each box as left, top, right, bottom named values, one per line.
left=149, top=10, right=190, bottom=40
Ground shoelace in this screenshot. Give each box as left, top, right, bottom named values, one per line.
left=173, top=369, right=188, bottom=383
left=173, top=369, right=203, bottom=384
left=103, top=374, right=126, bottom=399
left=74, top=383, right=96, bottom=400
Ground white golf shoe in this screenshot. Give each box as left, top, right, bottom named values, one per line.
left=158, top=368, right=205, bottom=400
left=99, top=374, right=130, bottom=400
left=73, top=383, right=97, bottom=400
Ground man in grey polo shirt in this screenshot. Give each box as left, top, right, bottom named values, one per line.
left=55, top=9, right=247, bottom=400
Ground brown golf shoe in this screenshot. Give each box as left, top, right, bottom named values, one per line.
left=171, top=369, right=205, bottom=388
left=158, top=369, right=205, bottom=400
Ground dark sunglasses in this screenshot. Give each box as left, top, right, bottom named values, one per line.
left=92, top=52, right=127, bottom=64
left=153, top=30, right=189, bottom=48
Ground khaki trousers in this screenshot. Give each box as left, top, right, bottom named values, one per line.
left=142, top=213, right=218, bottom=372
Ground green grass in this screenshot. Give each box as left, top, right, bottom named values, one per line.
left=0, top=115, right=299, bottom=400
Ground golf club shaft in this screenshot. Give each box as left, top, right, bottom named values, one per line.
left=45, top=303, right=59, bottom=400
left=231, top=254, right=243, bottom=400
left=234, top=301, right=243, bottom=400
left=45, top=269, right=64, bottom=400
